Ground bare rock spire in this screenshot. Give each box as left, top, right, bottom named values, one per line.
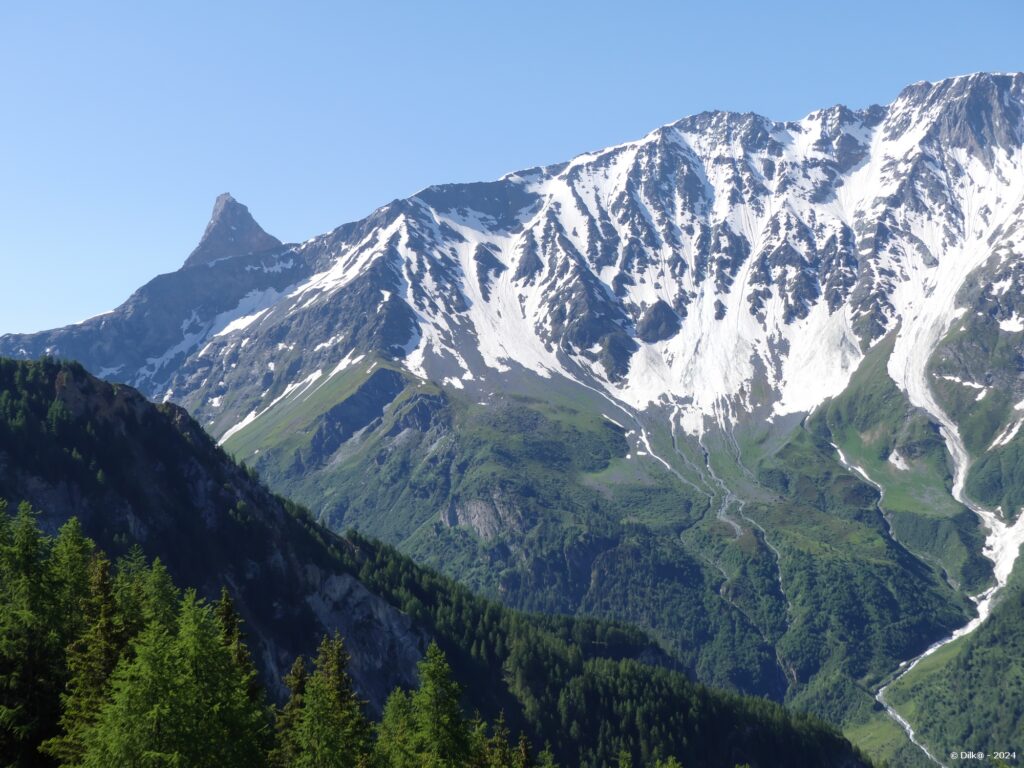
left=184, top=193, right=282, bottom=268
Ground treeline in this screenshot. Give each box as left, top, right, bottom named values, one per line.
left=0, top=500, right=692, bottom=768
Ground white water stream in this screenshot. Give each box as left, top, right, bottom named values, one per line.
left=853, top=415, right=1024, bottom=766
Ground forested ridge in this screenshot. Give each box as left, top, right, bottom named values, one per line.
left=318, top=530, right=869, bottom=768
left=0, top=504, right=867, bottom=768
left=0, top=357, right=869, bottom=767
left=0, top=502, right=541, bottom=767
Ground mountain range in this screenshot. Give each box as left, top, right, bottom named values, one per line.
left=5, top=71, right=1024, bottom=766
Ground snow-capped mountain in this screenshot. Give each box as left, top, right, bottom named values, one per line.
left=7, top=73, right=1022, bottom=445
left=6, top=73, right=1024, bottom=765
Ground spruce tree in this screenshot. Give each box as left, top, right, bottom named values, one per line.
left=409, top=642, right=472, bottom=768
left=142, top=558, right=179, bottom=631
left=111, top=545, right=148, bottom=640
left=270, top=655, right=308, bottom=768
left=81, top=591, right=268, bottom=768
left=50, top=517, right=94, bottom=645
left=292, top=632, right=372, bottom=768
left=515, top=732, right=534, bottom=768
left=80, top=620, right=176, bottom=766
left=374, top=689, right=417, bottom=768
left=466, top=713, right=489, bottom=768
left=535, top=744, right=559, bottom=768
left=0, top=499, right=9, bottom=543
left=215, top=585, right=262, bottom=702
left=485, top=711, right=515, bottom=768
left=0, top=502, right=63, bottom=766
left=40, top=552, right=122, bottom=766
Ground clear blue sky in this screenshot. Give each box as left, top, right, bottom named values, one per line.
left=2, top=0, right=1021, bottom=334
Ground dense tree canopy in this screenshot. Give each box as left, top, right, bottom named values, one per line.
left=0, top=503, right=860, bottom=767
left=0, top=506, right=539, bottom=768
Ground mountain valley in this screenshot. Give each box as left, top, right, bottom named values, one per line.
left=6, top=72, right=1024, bottom=766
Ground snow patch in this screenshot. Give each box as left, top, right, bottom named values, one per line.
left=96, top=364, right=125, bottom=378
left=329, top=352, right=364, bottom=378
left=989, top=419, right=1023, bottom=450
left=214, top=288, right=283, bottom=337
left=936, top=374, right=985, bottom=389
left=218, top=410, right=259, bottom=445
left=999, top=314, right=1024, bottom=332
left=888, top=450, right=910, bottom=471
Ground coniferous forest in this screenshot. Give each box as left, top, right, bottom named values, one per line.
left=0, top=502, right=733, bottom=768
left=0, top=498, right=536, bottom=767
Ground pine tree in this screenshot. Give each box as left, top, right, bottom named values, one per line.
left=270, top=655, right=308, bottom=768
left=292, top=632, right=372, bottom=768
left=40, top=552, right=121, bottom=765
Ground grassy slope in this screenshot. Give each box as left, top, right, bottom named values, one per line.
left=815, top=333, right=990, bottom=593
left=874, top=309, right=1024, bottom=760
left=930, top=311, right=1024, bottom=522
left=226, top=364, right=791, bottom=700
left=748, top=423, right=972, bottom=728
left=220, top=347, right=990, bottom=766
left=884, top=556, right=1024, bottom=763
left=0, top=356, right=872, bottom=768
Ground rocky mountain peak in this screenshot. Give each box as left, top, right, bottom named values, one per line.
left=4, top=73, right=1024, bottom=439
left=183, top=193, right=282, bottom=268
left=888, top=73, right=1024, bottom=159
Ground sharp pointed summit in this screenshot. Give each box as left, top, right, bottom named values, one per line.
left=184, top=193, right=282, bottom=268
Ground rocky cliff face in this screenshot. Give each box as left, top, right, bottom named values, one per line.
left=185, top=192, right=283, bottom=267
left=4, top=74, right=1022, bottom=448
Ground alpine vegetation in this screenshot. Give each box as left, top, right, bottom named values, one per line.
left=5, top=72, right=1024, bottom=766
